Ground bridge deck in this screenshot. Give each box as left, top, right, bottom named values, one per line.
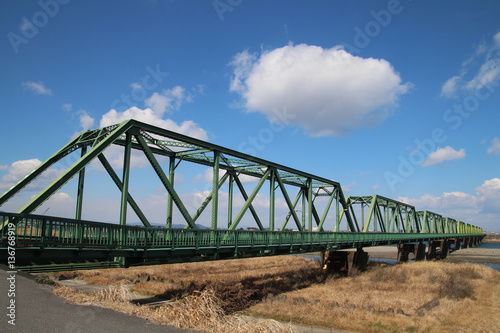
left=0, top=212, right=484, bottom=272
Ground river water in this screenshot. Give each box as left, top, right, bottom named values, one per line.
left=369, top=242, right=500, bottom=271
left=299, top=242, right=500, bottom=271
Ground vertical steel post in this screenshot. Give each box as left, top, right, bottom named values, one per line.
left=166, top=156, right=175, bottom=228
left=301, top=188, right=306, bottom=230
left=119, top=132, right=132, bottom=227
left=335, top=189, right=340, bottom=230
left=211, top=151, right=220, bottom=230
left=269, top=170, right=275, bottom=231
left=75, top=146, right=87, bottom=220
left=307, top=179, right=313, bottom=233
left=228, top=172, right=233, bottom=228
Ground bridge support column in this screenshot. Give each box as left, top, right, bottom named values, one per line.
left=397, top=243, right=426, bottom=263
left=322, top=248, right=368, bottom=275
left=427, top=240, right=450, bottom=260
left=461, top=237, right=468, bottom=249
left=451, top=238, right=461, bottom=252
left=415, top=242, right=426, bottom=261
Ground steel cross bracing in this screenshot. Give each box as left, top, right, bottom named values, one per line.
left=0, top=119, right=485, bottom=271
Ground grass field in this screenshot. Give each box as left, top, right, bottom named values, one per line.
left=49, top=255, right=500, bottom=333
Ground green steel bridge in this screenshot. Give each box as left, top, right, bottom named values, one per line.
left=0, top=120, right=485, bottom=272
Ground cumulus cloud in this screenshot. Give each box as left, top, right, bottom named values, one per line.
left=22, top=81, right=53, bottom=95
left=144, top=86, right=191, bottom=116
left=78, top=110, right=95, bottom=131
left=0, top=159, right=63, bottom=191
left=92, top=86, right=207, bottom=170
left=100, top=106, right=207, bottom=141
left=475, top=178, right=500, bottom=213
left=398, top=178, right=500, bottom=231
left=487, top=137, right=500, bottom=155
left=422, top=146, right=465, bottom=167
left=441, top=31, right=500, bottom=98
left=229, top=44, right=411, bottom=136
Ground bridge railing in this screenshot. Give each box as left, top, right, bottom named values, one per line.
left=0, top=212, right=484, bottom=252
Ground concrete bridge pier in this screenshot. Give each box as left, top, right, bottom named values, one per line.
left=450, top=238, right=462, bottom=252
left=397, top=242, right=426, bottom=263
left=322, top=248, right=369, bottom=275
left=461, top=237, right=469, bottom=249
left=426, top=240, right=450, bottom=260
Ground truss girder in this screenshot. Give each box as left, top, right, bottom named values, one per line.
left=134, top=131, right=198, bottom=229
left=345, top=195, right=421, bottom=234
left=97, top=153, right=151, bottom=228
left=14, top=121, right=134, bottom=217
left=0, top=119, right=482, bottom=237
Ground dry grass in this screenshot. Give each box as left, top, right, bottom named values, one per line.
left=51, top=256, right=500, bottom=332
left=247, top=261, right=500, bottom=332
left=58, top=255, right=323, bottom=313
left=53, top=284, right=297, bottom=333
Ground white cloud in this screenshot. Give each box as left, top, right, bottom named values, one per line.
left=371, top=184, right=380, bottom=191
left=398, top=178, right=500, bottom=232
left=422, top=146, right=465, bottom=167
left=100, top=106, right=207, bottom=141
left=78, top=110, right=95, bottom=131
left=130, top=82, right=142, bottom=90
left=95, top=88, right=208, bottom=170
left=441, top=30, right=500, bottom=98
left=22, top=81, right=53, bottom=96
left=440, top=76, right=461, bottom=98
left=144, top=86, right=191, bottom=116
left=34, top=192, right=76, bottom=216
left=487, top=137, right=500, bottom=155
left=343, top=182, right=356, bottom=193
left=62, top=103, right=72, bottom=112
left=475, top=178, right=500, bottom=213
left=229, top=44, right=411, bottom=137
left=0, top=159, right=63, bottom=191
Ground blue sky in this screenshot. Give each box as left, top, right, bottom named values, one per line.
left=1, top=0, right=499, bottom=231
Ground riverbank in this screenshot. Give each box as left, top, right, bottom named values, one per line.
left=37, top=244, right=500, bottom=333
left=363, top=244, right=500, bottom=264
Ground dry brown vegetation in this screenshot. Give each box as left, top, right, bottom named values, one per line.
left=66, top=255, right=323, bottom=313
left=247, top=261, right=500, bottom=332
left=50, top=255, right=500, bottom=333
left=53, top=285, right=298, bottom=333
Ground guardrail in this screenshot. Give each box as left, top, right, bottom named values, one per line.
left=0, top=212, right=485, bottom=251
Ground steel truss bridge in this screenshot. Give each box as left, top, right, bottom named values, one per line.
left=0, top=120, right=485, bottom=272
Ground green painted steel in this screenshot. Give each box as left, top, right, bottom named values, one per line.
left=0, top=119, right=486, bottom=271
left=0, top=212, right=485, bottom=272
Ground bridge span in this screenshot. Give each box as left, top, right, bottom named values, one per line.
left=0, top=120, right=485, bottom=272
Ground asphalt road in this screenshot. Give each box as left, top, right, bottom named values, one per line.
left=0, top=265, right=192, bottom=333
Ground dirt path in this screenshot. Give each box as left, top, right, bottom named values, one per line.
left=0, top=265, right=192, bottom=333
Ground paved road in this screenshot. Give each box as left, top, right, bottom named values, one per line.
left=0, top=265, right=191, bottom=333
